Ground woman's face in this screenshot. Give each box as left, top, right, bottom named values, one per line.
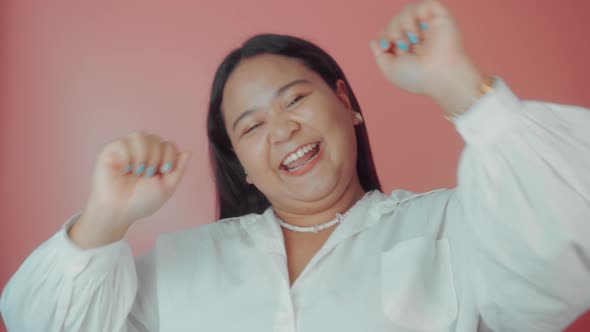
left=222, top=54, right=362, bottom=213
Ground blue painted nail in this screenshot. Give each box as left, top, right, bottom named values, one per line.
left=161, top=162, right=172, bottom=173
left=145, top=166, right=156, bottom=177
left=123, top=165, right=133, bottom=173
left=135, top=164, right=145, bottom=175
left=419, top=22, right=429, bottom=30
left=407, top=32, right=419, bottom=45
left=396, top=40, right=409, bottom=52
left=379, top=39, right=390, bottom=50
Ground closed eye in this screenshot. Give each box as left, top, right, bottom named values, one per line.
left=243, top=123, right=261, bottom=135
left=287, top=95, right=305, bottom=108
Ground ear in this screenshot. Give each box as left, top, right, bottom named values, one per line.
left=335, top=79, right=353, bottom=112
left=245, top=173, right=253, bottom=184
left=335, top=80, right=363, bottom=126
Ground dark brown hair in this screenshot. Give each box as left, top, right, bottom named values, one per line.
left=207, top=34, right=382, bottom=219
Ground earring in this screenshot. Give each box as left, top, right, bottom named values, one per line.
left=354, top=112, right=364, bottom=123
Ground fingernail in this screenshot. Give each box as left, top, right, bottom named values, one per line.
left=378, top=39, right=390, bottom=50
left=419, top=22, right=429, bottom=30
left=145, top=166, right=156, bottom=177
left=160, top=162, right=172, bottom=173
left=407, top=32, right=419, bottom=45
left=123, top=165, right=133, bottom=173
left=396, top=40, right=409, bottom=52
left=135, top=164, right=145, bottom=176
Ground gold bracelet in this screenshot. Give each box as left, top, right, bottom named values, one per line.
left=444, top=75, right=496, bottom=122
left=478, top=75, right=496, bottom=98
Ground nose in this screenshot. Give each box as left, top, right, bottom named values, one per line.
left=268, top=115, right=300, bottom=145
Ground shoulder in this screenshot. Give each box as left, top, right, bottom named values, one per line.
left=375, top=187, right=454, bottom=211
left=370, top=188, right=455, bottom=235
left=154, top=213, right=260, bottom=255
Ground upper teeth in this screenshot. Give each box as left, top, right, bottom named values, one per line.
left=282, top=143, right=318, bottom=166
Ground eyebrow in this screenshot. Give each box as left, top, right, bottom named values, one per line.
left=231, top=79, right=311, bottom=132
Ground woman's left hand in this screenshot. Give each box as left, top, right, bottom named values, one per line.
left=370, top=0, right=485, bottom=116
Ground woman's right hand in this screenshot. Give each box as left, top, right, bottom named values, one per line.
left=69, top=131, right=191, bottom=248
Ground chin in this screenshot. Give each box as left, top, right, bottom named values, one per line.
left=286, top=171, right=347, bottom=203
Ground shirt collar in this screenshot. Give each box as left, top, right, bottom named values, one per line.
left=239, top=190, right=400, bottom=255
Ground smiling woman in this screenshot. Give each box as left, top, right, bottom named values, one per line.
left=2, top=0, right=590, bottom=331
left=207, top=34, right=382, bottom=220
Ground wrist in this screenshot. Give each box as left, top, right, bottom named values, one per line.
left=428, top=57, right=485, bottom=118
left=68, top=205, right=131, bottom=249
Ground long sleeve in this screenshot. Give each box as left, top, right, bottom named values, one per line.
left=447, top=78, right=590, bottom=331
left=0, top=213, right=159, bottom=332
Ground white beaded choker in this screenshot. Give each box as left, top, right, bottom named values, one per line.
left=275, top=213, right=344, bottom=233
left=273, top=191, right=372, bottom=233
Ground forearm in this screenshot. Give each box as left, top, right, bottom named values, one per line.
left=448, top=80, right=590, bottom=330
left=1, top=213, right=138, bottom=331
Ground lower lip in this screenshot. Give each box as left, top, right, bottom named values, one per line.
left=280, top=144, right=323, bottom=177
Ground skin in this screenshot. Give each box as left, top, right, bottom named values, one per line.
left=222, top=55, right=366, bottom=283
left=70, top=1, right=482, bottom=285
left=220, top=0, right=483, bottom=283
left=223, top=54, right=365, bottom=228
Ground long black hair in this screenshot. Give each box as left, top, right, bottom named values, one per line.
left=207, top=34, right=382, bottom=219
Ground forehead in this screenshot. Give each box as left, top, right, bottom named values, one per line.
left=222, top=54, right=318, bottom=112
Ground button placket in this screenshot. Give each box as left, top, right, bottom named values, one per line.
left=273, top=287, right=297, bottom=332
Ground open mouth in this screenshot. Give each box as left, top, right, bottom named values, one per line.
left=280, top=142, right=321, bottom=172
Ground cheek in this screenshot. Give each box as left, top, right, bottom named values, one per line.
left=308, top=97, right=350, bottom=130
left=235, top=137, right=270, bottom=174
left=322, top=114, right=358, bottom=168
left=306, top=99, right=355, bottom=148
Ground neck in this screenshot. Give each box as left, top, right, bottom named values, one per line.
left=273, top=175, right=366, bottom=228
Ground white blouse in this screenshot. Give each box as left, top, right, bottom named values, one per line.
left=2, top=78, right=590, bottom=332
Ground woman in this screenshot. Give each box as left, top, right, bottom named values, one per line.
left=2, top=0, right=589, bottom=331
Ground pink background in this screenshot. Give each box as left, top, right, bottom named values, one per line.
left=1, top=0, right=589, bottom=330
